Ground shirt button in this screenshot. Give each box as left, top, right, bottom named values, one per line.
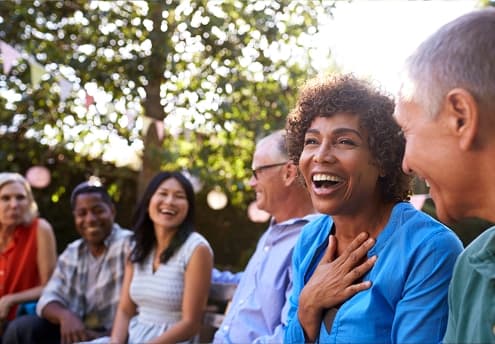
left=264, top=246, right=270, bottom=252
left=223, top=325, right=229, bottom=331
left=239, top=299, right=244, bottom=305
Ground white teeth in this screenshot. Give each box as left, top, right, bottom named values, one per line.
left=312, top=174, right=343, bottom=182
left=160, top=209, right=176, bottom=215
left=86, top=227, right=99, bottom=233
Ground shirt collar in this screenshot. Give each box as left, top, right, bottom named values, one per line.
left=270, top=213, right=320, bottom=227
left=468, top=227, right=495, bottom=279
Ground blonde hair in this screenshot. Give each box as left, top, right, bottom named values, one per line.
left=0, top=172, right=39, bottom=224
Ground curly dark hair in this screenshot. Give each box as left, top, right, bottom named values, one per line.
left=286, top=74, right=411, bottom=203
left=130, top=171, right=195, bottom=265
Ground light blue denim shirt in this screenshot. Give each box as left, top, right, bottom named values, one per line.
left=285, top=202, right=463, bottom=344
left=213, top=214, right=319, bottom=344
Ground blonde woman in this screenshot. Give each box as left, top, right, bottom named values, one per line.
left=0, top=173, right=56, bottom=327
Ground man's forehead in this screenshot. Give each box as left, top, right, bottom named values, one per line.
left=253, top=144, right=281, bottom=164
left=73, top=192, right=107, bottom=207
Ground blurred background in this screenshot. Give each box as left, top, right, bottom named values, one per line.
left=0, top=0, right=492, bottom=271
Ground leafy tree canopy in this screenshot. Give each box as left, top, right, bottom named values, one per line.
left=0, top=0, right=336, bottom=205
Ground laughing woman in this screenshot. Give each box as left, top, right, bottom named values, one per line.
left=87, top=171, right=213, bottom=344
left=283, top=75, right=463, bottom=343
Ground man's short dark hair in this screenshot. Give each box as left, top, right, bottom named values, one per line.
left=70, top=181, right=113, bottom=209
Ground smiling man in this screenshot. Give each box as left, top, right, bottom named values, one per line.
left=4, top=181, right=132, bottom=344
left=212, top=130, right=317, bottom=344
left=394, top=8, right=495, bottom=344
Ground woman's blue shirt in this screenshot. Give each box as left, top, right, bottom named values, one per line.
left=285, top=202, right=463, bottom=344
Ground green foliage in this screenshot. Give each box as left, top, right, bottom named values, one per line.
left=479, top=0, right=495, bottom=7
left=0, top=0, right=336, bottom=207
left=0, top=0, right=336, bottom=264
left=0, top=132, right=138, bottom=251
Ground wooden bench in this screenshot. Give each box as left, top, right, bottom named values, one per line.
left=199, top=282, right=237, bottom=342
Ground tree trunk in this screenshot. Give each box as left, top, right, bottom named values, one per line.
left=137, top=121, right=163, bottom=197
left=137, top=2, right=168, bottom=197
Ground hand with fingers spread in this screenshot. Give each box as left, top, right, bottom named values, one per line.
left=297, top=232, right=377, bottom=341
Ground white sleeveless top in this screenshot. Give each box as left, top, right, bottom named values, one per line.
left=127, top=232, right=212, bottom=343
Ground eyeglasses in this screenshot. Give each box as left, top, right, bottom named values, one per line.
left=252, top=162, right=288, bottom=180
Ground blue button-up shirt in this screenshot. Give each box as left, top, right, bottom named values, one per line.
left=213, top=214, right=318, bottom=344
left=285, top=202, right=463, bottom=344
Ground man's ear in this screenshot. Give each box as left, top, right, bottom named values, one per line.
left=445, top=88, right=479, bottom=150
left=284, top=160, right=298, bottom=186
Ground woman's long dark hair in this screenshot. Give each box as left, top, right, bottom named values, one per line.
left=130, top=171, right=195, bottom=265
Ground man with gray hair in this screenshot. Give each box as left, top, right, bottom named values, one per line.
left=212, top=129, right=317, bottom=343
left=394, top=8, right=495, bottom=343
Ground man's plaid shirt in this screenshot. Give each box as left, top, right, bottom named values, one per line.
left=36, top=224, right=132, bottom=331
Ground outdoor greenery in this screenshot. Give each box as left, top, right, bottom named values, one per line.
left=0, top=132, right=139, bottom=251
left=0, top=0, right=335, bottom=201
left=0, top=1, right=491, bottom=267
left=0, top=0, right=335, bottom=268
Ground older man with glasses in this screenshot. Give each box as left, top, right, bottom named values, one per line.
left=212, top=129, right=317, bottom=344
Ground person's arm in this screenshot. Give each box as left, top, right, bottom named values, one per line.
left=109, top=260, right=137, bottom=344
left=252, top=267, right=294, bottom=344
left=148, top=244, right=213, bottom=344
left=391, top=231, right=462, bottom=343
left=42, top=301, right=91, bottom=344
left=36, top=244, right=95, bottom=344
left=36, top=218, right=58, bottom=285
left=0, top=218, right=57, bottom=319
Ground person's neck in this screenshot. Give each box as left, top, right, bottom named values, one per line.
left=464, top=183, right=495, bottom=223
left=332, top=202, right=394, bottom=255
left=88, top=243, right=107, bottom=257
left=154, top=226, right=178, bottom=253
left=0, top=223, right=16, bottom=237
left=470, top=146, right=495, bottom=223
left=466, top=125, right=495, bottom=222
